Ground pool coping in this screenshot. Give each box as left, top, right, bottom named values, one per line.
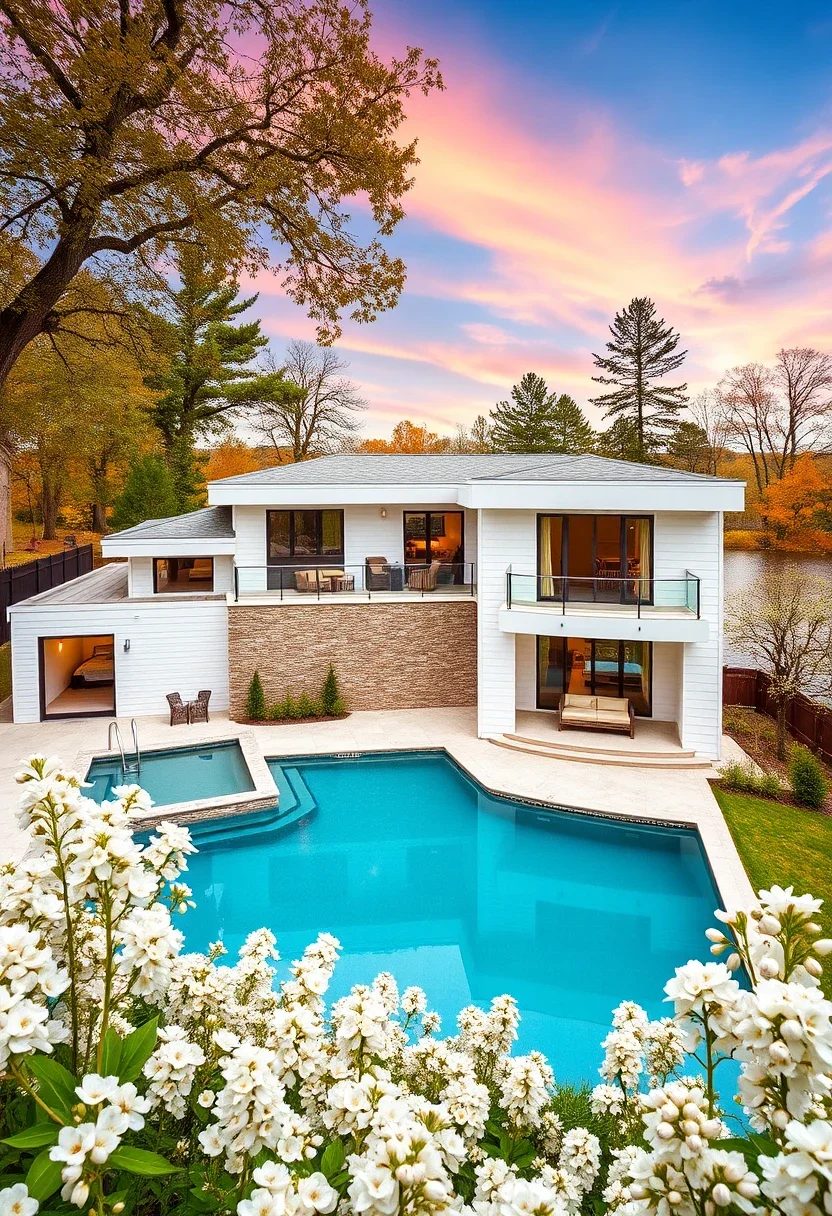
left=74, top=731, right=279, bottom=827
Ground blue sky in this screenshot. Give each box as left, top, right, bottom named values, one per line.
left=250, top=1, right=832, bottom=437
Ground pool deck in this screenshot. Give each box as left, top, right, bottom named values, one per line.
left=0, top=706, right=755, bottom=912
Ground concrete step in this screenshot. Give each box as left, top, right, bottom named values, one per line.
left=505, top=732, right=699, bottom=759
left=489, top=735, right=715, bottom=770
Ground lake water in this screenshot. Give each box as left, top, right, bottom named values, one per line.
left=723, top=550, right=832, bottom=668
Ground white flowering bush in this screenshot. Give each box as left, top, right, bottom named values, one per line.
left=1, top=756, right=831, bottom=1216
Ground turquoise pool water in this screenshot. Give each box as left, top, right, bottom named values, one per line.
left=86, top=740, right=255, bottom=806
left=179, top=750, right=722, bottom=1082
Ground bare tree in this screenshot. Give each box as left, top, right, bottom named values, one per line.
left=717, top=350, right=832, bottom=493
left=725, top=566, right=832, bottom=759
left=775, top=348, right=832, bottom=471
left=717, top=363, right=779, bottom=494
left=688, top=390, right=731, bottom=476
left=252, top=342, right=366, bottom=463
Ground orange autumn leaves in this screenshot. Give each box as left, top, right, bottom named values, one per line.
left=759, top=455, right=832, bottom=552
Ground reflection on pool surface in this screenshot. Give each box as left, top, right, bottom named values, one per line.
left=86, top=740, right=255, bottom=807
left=180, top=750, right=720, bottom=1081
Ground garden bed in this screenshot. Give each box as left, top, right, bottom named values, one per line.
left=235, top=712, right=351, bottom=726
left=723, top=704, right=832, bottom=812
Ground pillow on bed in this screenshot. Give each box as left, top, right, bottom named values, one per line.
left=92, top=644, right=114, bottom=658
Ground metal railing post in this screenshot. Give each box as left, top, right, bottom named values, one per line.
left=637, top=579, right=641, bottom=619
left=562, top=575, right=566, bottom=616
left=507, top=571, right=512, bottom=608
left=234, top=565, right=239, bottom=602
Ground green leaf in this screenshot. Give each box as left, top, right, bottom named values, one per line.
left=109, top=1146, right=181, bottom=1176
left=26, top=1056, right=77, bottom=1119
left=716, top=1137, right=760, bottom=1168
left=25, top=1149, right=64, bottom=1202
left=118, top=1018, right=158, bottom=1083
left=189, top=1187, right=221, bottom=1211
left=100, top=1028, right=122, bottom=1077
left=2, top=1125, right=61, bottom=1149
left=320, top=1138, right=345, bottom=1179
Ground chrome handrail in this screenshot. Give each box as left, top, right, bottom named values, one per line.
left=231, top=561, right=477, bottom=602
left=505, top=571, right=701, bottom=618
left=107, top=719, right=141, bottom=774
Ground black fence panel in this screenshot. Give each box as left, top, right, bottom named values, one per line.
left=0, top=545, right=93, bottom=645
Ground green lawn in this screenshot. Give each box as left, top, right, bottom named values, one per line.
left=714, top=787, right=832, bottom=996
left=0, top=642, right=10, bottom=703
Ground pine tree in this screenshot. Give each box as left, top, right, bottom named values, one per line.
left=596, top=417, right=644, bottom=462
left=489, top=373, right=563, bottom=452
left=146, top=248, right=297, bottom=506
left=590, top=297, right=688, bottom=461
left=110, top=455, right=180, bottom=530
left=246, top=671, right=267, bottom=721
left=321, top=663, right=345, bottom=715
left=549, top=394, right=596, bottom=453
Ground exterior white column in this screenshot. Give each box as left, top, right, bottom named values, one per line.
left=476, top=508, right=536, bottom=737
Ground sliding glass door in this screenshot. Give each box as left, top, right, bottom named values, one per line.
left=536, top=636, right=652, bottom=716
left=538, top=515, right=652, bottom=603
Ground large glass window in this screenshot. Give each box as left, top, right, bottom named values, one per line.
left=403, top=512, right=464, bottom=565
left=266, top=510, right=344, bottom=564
left=154, top=558, right=214, bottom=592
left=537, top=515, right=652, bottom=603
left=537, top=636, right=652, bottom=716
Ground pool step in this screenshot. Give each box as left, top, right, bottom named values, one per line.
left=489, top=734, right=715, bottom=770
left=507, top=733, right=699, bottom=759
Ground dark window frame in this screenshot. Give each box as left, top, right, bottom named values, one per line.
left=152, top=556, right=215, bottom=593
left=536, top=513, right=654, bottom=604
left=402, top=511, right=465, bottom=569
left=534, top=635, right=653, bottom=717
left=265, top=509, right=345, bottom=565
left=38, top=634, right=116, bottom=721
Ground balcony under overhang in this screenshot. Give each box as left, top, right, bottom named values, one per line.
left=497, top=602, right=710, bottom=643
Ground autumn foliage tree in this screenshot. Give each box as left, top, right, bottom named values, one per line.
left=357, top=420, right=450, bottom=453
left=758, top=454, right=832, bottom=551
left=0, top=0, right=441, bottom=541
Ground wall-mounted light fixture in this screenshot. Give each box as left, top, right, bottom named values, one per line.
left=380, top=508, right=387, bottom=518
left=123, top=639, right=131, bottom=653
left=58, top=640, right=63, bottom=653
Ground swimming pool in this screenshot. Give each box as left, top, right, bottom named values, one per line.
left=86, top=740, right=256, bottom=806
left=179, top=750, right=721, bottom=1081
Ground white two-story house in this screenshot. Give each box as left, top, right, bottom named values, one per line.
left=7, top=453, right=744, bottom=758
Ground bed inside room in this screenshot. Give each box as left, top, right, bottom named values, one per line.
left=40, top=634, right=115, bottom=718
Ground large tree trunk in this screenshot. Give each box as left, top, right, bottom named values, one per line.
left=92, top=501, right=108, bottom=533
left=0, top=438, right=13, bottom=557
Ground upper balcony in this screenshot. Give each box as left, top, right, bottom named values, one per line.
left=499, top=570, right=710, bottom=642
left=231, top=561, right=476, bottom=603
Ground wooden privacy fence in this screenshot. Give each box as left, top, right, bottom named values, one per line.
left=723, top=665, right=832, bottom=764
left=0, top=545, right=94, bottom=646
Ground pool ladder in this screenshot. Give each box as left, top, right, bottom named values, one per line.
left=107, top=719, right=141, bottom=775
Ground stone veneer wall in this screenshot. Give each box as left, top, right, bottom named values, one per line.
left=228, top=600, right=477, bottom=718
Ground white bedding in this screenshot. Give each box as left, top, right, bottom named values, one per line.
left=74, top=655, right=114, bottom=684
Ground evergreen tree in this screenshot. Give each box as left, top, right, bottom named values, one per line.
left=321, top=664, right=345, bottom=715
left=246, top=671, right=267, bottom=721
left=596, top=417, right=644, bottom=462
left=109, top=455, right=180, bottom=530
left=667, top=420, right=712, bottom=473
left=146, top=248, right=298, bottom=505
left=590, top=297, right=688, bottom=461
left=549, top=394, right=596, bottom=453
left=490, top=373, right=564, bottom=452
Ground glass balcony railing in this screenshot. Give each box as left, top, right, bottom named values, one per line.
left=505, top=571, right=700, bottom=618
left=233, top=562, right=476, bottom=601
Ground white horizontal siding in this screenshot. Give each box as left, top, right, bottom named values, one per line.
left=478, top=509, right=536, bottom=735
left=515, top=632, right=537, bottom=711
left=652, top=642, right=682, bottom=728
left=11, top=600, right=228, bottom=723
left=654, top=512, right=721, bottom=758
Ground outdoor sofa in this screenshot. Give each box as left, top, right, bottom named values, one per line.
left=558, top=692, right=634, bottom=738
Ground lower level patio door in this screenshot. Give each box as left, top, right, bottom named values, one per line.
left=536, top=636, right=652, bottom=716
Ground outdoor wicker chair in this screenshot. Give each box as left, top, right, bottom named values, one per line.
left=166, top=692, right=189, bottom=726
left=408, top=559, right=441, bottom=591
left=365, top=556, right=391, bottom=591
left=190, top=689, right=211, bottom=724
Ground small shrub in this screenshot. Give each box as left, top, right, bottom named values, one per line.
left=269, top=696, right=289, bottom=720
left=721, top=759, right=781, bottom=800
left=789, top=745, right=829, bottom=808
left=296, top=692, right=315, bottom=719
left=246, top=670, right=267, bottom=720
left=321, top=663, right=345, bottom=715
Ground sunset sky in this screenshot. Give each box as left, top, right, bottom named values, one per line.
left=253, top=0, right=832, bottom=437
